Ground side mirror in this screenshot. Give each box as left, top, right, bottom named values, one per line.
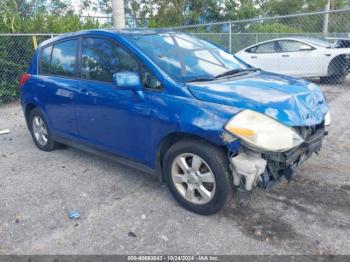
left=299, top=45, right=313, bottom=51
left=113, top=72, right=142, bottom=91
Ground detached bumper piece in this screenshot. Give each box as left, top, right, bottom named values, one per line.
left=230, top=124, right=326, bottom=191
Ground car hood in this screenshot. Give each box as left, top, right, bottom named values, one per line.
left=187, top=71, right=329, bottom=127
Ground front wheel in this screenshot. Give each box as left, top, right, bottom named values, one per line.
left=320, top=74, right=346, bottom=84
left=321, top=57, right=348, bottom=84
left=163, top=139, right=232, bottom=215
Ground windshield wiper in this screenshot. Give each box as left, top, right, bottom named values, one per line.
left=215, top=67, right=258, bottom=79
left=185, top=67, right=259, bottom=82
left=185, top=77, right=215, bottom=83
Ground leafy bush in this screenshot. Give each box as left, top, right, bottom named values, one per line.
left=249, top=22, right=304, bottom=33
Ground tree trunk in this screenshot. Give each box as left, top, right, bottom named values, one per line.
left=112, top=0, right=126, bottom=29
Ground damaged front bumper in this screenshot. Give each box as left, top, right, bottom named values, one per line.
left=228, top=124, right=326, bottom=191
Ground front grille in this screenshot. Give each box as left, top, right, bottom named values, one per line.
left=262, top=122, right=326, bottom=179
left=293, top=121, right=325, bottom=141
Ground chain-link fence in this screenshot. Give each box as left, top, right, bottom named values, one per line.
left=1, top=9, right=350, bottom=105
left=170, top=8, right=350, bottom=86
left=0, top=20, right=145, bottom=105
left=170, top=8, right=350, bottom=52
left=0, top=34, right=59, bottom=105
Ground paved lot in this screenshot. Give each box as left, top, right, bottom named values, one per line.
left=0, top=82, right=350, bottom=255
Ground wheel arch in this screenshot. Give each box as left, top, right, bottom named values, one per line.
left=327, top=54, right=348, bottom=76
left=155, top=132, right=227, bottom=182
left=24, top=103, right=38, bottom=129
left=23, top=100, right=51, bottom=131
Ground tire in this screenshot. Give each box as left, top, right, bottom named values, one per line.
left=321, top=56, right=348, bottom=84
left=29, top=108, right=57, bottom=151
left=163, top=138, right=232, bottom=215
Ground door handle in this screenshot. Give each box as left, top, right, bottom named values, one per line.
left=282, top=54, right=290, bottom=57
left=251, top=56, right=258, bottom=59
left=79, top=88, right=93, bottom=96
left=37, top=83, right=45, bottom=88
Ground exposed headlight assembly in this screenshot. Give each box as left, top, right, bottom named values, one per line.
left=225, top=109, right=304, bottom=152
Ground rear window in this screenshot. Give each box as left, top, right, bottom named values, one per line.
left=49, top=39, right=78, bottom=77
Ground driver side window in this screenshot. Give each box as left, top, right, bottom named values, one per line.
left=141, top=65, right=162, bottom=91
left=81, top=37, right=138, bottom=82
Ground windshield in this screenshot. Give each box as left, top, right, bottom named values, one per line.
left=124, top=33, right=249, bottom=82
left=300, top=38, right=332, bottom=47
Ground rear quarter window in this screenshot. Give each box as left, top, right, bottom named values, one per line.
left=40, top=45, right=52, bottom=75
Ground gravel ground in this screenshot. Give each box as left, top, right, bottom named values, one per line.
left=0, top=83, right=349, bottom=255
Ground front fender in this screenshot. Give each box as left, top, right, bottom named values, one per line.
left=148, top=92, right=241, bottom=167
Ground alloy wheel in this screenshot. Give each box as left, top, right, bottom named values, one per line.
left=171, top=153, right=216, bottom=204
left=32, top=115, right=48, bottom=146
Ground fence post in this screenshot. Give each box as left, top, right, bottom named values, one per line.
left=323, top=0, right=330, bottom=34
left=32, top=36, right=38, bottom=50
left=229, top=21, right=232, bottom=53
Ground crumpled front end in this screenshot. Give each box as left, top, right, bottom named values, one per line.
left=188, top=71, right=330, bottom=191
left=225, top=119, right=327, bottom=191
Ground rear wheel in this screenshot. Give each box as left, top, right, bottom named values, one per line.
left=163, top=139, right=232, bottom=215
left=29, top=108, right=57, bottom=151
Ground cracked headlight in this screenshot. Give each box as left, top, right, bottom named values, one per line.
left=324, top=111, right=331, bottom=126
left=224, top=109, right=304, bottom=152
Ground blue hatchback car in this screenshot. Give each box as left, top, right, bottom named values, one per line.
left=20, top=29, right=330, bottom=214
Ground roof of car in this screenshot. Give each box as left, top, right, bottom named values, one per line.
left=241, top=36, right=331, bottom=51
left=38, top=28, right=177, bottom=48
left=249, top=36, right=330, bottom=43
left=104, top=28, right=175, bottom=35
left=58, top=28, right=176, bottom=38
left=278, top=37, right=332, bottom=47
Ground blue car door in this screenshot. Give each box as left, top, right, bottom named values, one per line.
left=74, top=36, right=151, bottom=163
left=39, top=38, right=79, bottom=137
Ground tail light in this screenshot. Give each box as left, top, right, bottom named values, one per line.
left=19, top=73, right=31, bottom=88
